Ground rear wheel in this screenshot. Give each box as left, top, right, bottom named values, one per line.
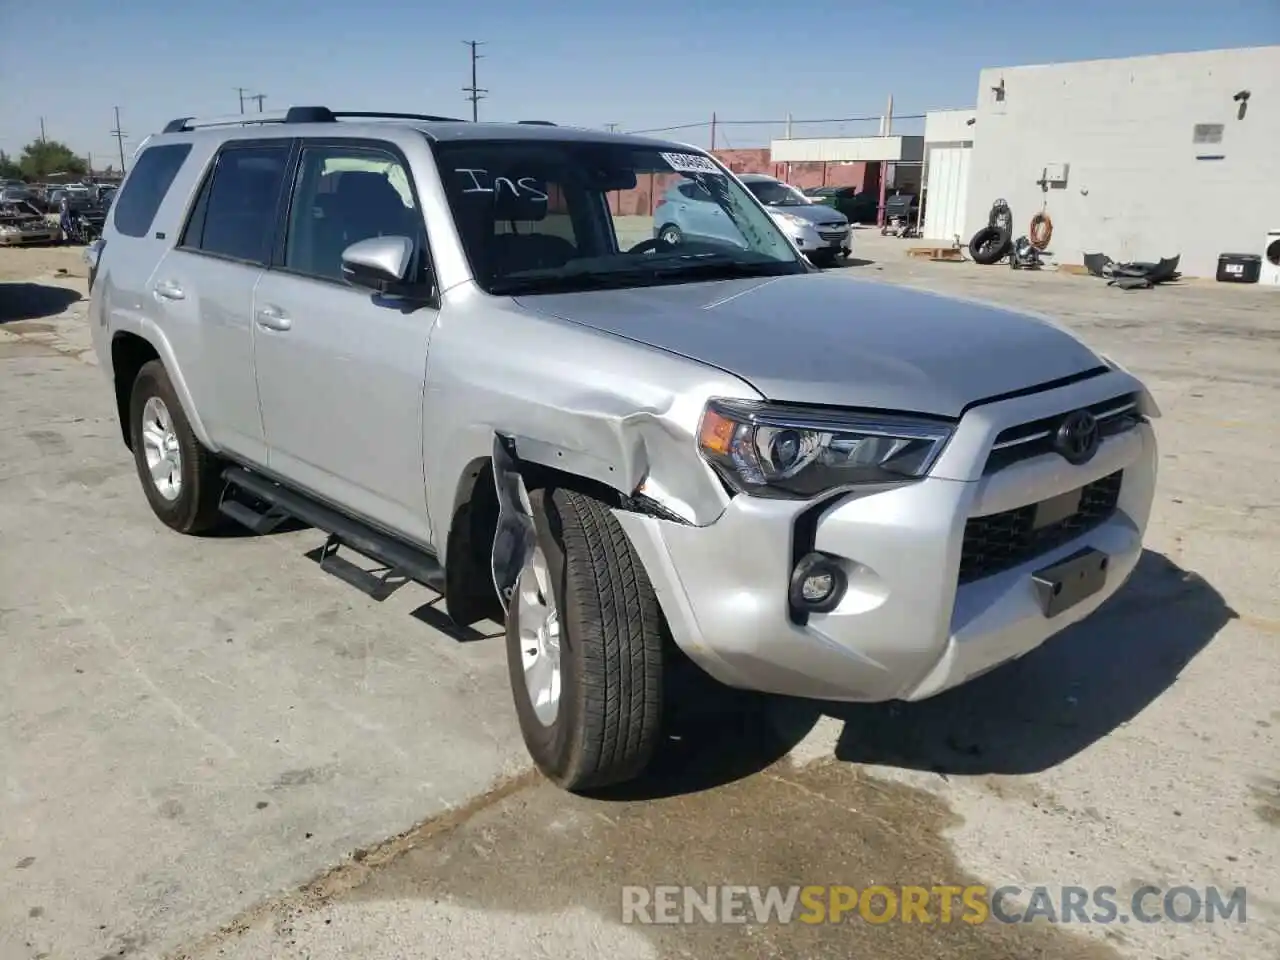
left=128, top=360, right=224, bottom=534
left=505, top=487, right=665, bottom=791
left=657, top=223, right=683, bottom=247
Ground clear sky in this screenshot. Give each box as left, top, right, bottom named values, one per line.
left=1, top=0, right=1276, bottom=167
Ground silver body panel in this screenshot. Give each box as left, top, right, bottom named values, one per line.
left=515, top=274, right=1105, bottom=417
left=90, top=117, right=1159, bottom=704
left=615, top=370, right=1157, bottom=701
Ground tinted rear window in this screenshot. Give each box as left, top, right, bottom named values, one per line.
left=112, top=143, right=192, bottom=238
left=185, top=144, right=290, bottom=265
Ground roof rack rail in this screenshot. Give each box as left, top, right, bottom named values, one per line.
left=517, top=120, right=557, bottom=126
left=162, top=112, right=290, bottom=134
left=162, top=106, right=466, bottom=134
left=329, top=109, right=466, bottom=123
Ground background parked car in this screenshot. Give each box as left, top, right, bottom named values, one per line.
left=0, top=183, right=36, bottom=205
left=738, top=174, right=851, bottom=265
left=653, top=175, right=851, bottom=266
left=0, top=200, right=60, bottom=246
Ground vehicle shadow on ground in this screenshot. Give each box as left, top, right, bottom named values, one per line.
left=821, top=549, right=1234, bottom=775
left=200, top=515, right=310, bottom=539
left=0, top=282, right=81, bottom=323
left=823, top=257, right=876, bottom=269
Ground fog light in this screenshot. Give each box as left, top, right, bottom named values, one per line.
left=803, top=571, right=836, bottom=602
left=789, top=552, right=847, bottom=615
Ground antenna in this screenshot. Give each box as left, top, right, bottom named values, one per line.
left=462, top=40, right=487, bottom=122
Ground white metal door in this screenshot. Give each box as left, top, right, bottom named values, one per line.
left=923, top=146, right=971, bottom=242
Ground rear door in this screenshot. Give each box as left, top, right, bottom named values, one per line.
left=147, top=139, right=294, bottom=463
left=680, top=181, right=738, bottom=245
left=95, top=141, right=194, bottom=395
left=251, top=138, right=438, bottom=547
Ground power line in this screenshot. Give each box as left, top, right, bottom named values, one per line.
left=625, top=120, right=709, bottom=135
left=462, top=40, right=487, bottom=122
left=626, top=113, right=926, bottom=135
left=110, top=107, right=128, bottom=175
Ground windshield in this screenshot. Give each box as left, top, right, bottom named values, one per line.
left=743, top=180, right=809, bottom=206
left=431, top=139, right=806, bottom=295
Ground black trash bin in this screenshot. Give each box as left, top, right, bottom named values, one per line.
left=1216, top=252, right=1261, bottom=283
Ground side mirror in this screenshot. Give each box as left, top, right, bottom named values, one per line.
left=340, top=236, right=417, bottom=293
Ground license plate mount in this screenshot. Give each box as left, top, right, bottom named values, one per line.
left=1033, top=486, right=1082, bottom=529
left=1031, top=547, right=1109, bottom=618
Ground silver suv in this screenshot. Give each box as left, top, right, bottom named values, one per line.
left=88, top=106, right=1159, bottom=792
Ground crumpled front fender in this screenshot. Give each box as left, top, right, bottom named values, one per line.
left=490, top=433, right=539, bottom=614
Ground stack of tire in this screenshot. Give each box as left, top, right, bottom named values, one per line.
left=968, top=200, right=1013, bottom=265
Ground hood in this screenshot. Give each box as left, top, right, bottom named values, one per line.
left=515, top=274, right=1105, bottom=418
left=764, top=202, right=847, bottom=226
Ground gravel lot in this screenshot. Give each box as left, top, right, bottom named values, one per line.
left=1, top=236, right=1277, bottom=960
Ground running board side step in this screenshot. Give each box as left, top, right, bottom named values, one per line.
left=220, top=466, right=446, bottom=598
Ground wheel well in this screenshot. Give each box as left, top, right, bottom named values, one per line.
left=445, top=455, right=628, bottom=626
left=111, top=333, right=159, bottom=449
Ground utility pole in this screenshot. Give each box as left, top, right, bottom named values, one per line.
left=234, top=87, right=251, bottom=114
left=249, top=93, right=266, bottom=113
left=462, top=40, right=487, bottom=122
left=605, top=123, right=619, bottom=132
left=784, top=113, right=793, bottom=182
left=111, top=106, right=128, bottom=175
left=39, top=117, right=47, bottom=142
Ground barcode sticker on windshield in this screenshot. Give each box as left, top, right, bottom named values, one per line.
left=660, top=152, right=721, bottom=175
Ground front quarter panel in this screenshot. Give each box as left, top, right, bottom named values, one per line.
left=422, top=283, right=761, bottom=558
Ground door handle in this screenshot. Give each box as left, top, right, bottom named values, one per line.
left=255, top=305, right=292, bottom=332
left=153, top=280, right=185, bottom=301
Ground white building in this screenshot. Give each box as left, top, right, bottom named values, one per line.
left=921, top=108, right=975, bottom=242
left=927, top=45, right=1280, bottom=281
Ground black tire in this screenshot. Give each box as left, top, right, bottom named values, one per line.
left=657, top=223, right=683, bottom=246
left=506, top=487, right=664, bottom=792
left=969, top=225, right=1011, bottom=265
left=128, top=360, right=224, bottom=534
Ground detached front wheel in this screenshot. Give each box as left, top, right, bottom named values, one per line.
left=506, top=488, right=665, bottom=791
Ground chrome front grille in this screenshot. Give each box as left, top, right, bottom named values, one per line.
left=984, top=392, right=1142, bottom=473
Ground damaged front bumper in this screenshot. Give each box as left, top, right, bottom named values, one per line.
left=614, top=374, right=1158, bottom=703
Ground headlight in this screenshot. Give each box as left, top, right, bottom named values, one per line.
left=775, top=212, right=808, bottom=228
left=697, top=399, right=953, bottom=499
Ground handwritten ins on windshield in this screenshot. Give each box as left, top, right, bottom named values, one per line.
left=455, top=168, right=549, bottom=202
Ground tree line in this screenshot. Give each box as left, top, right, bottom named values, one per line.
left=0, top=140, right=92, bottom=181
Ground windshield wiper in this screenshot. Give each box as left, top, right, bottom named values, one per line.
left=489, top=254, right=797, bottom=295
left=643, top=255, right=796, bottom=281
left=488, top=271, right=640, bottom=295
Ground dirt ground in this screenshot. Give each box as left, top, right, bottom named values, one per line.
left=1, top=238, right=1277, bottom=960
left=0, top=244, right=83, bottom=283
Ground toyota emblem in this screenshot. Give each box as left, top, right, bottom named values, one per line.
left=1054, top=410, right=1100, bottom=465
